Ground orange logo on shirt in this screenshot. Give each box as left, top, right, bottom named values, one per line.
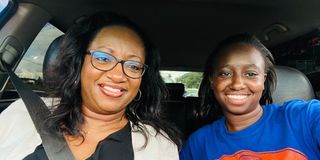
left=219, top=148, right=307, bottom=160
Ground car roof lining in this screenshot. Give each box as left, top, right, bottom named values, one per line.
left=15, top=0, right=320, bottom=71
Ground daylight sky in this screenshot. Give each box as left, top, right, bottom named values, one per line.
left=0, top=0, right=8, bottom=12
left=15, top=24, right=63, bottom=79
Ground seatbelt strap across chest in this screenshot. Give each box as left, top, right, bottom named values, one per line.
left=3, top=62, right=75, bottom=160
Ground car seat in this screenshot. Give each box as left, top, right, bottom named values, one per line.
left=42, top=35, right=63, bottom=92
left=163, top=83, right=187, bottom=135
left=306, top=71, right=320, bottom=99
left=272, top=66, right=315, bottom=103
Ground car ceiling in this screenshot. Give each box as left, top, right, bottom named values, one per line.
left=20, top=0, right=320, bottom=71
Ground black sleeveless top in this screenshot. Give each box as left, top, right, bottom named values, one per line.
left=24, top=123, right=134, bottom=160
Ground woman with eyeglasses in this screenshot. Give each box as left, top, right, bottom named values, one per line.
left=0, top=12, right=180, bottom=159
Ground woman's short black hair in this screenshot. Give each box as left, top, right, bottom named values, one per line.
left=46, top=11, right=181, bottom=147
left=198, top=33, right=277, bottom=120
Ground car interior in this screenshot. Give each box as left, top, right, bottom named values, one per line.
left=0, top=0, right=320, bottom=140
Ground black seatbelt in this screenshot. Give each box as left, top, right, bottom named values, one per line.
left=3, top=62, right=75, bottom=160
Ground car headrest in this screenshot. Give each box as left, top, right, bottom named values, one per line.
left=166, top=83, right=185, bottom=99
left=272, top=65, right=315, bottom=104
left=43, top=35, right=63, bottom=90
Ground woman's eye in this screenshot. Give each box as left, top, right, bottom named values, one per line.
left=218, top=72, right=231, bottom=78
left=128, top=64, right=140, bottom=70
left=92, top=51, right=115, bottom=63
left=245, top=72, right=258, bottom=78
left=96, top=57, right=112, bottom=62
left=125, top=62, right=143, bottom=72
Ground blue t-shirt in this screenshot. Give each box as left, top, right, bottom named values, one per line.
left=180, top=100, right=320, bottom=160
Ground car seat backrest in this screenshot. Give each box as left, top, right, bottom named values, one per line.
left=1, top=36, right=63, bottom=113
left=43, top=35, right=63, bottom=91
left=163, top=83, right=187, bottom=134
left=306, top=72, right=320, bottom=99
left=166, top=83, right=185, bottom=100
left=272, top=65, right=315, bottom=103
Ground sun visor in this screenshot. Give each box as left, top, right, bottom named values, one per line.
left=0, top=35, right=24, bottom=71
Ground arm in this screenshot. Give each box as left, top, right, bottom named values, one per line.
left=0, top=99, right=41, bottom=159
left=308, top=100, right=320, bottom=148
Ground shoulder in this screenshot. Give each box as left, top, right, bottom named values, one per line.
left=0, top=99, right=42, bottom=159
left=1, top=97, right=58, bottom=115
left=187, top=118, right=222, bottom=143
left=184, top=120, right=222, bottom=148
left=269, top=99, right=320, bottom=124
left=0, top=97, right=58, bottom=127
left=179, top=120, right=221, bottom=160
left=1, top=98, right=28, bottom=115
left=131, top=123, right=179, bottom=160
left=0, top=99, right=34, bottom=134
left=271, top=99, right=320, bottom=114
left=282, top=99, right=320, bottom=107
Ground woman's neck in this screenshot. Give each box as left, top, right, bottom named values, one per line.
left=224, top=105, right=263, bottom=132
left=80, top=106, right=129, bottom=135
left=64, top=106, right=129, bottom=160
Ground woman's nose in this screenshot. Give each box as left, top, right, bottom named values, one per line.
left=230, top=74, right=245, bottom=90
left=104, top=63, right=127, bottom=82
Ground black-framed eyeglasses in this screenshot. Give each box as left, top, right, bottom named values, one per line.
left=88, top=50, right=148, bottom=79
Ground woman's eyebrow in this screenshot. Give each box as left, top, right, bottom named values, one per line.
left=127, top=54, right=143, bottom=60
left=246, top=64, right=259, bottom=68
left=217, top=64, right=231, bottom=69
left=216, top=64, right=262, bottom=71
left=94, top=46, right=114, bottom=53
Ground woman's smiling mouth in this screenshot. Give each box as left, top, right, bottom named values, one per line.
left=99, top=84, right=127, bottom=98
left=225, top=94, right=250, bottom=105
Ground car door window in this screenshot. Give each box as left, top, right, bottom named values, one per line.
left=1, top=23, right=63, bottom=101
left=161, top=71, right=202, bottom=97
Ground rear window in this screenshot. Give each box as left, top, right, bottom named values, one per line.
left=273, top=31, right=320, bottom=74
left=161, top=71, right=202, bottom=97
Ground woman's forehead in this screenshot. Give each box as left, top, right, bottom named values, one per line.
left=89, top=26, right=146, bottom=57
left=215, top=44, right=265, bottom=68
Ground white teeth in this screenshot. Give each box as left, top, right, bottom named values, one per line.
left=102, top=86, right=121, bottom=93
left=227, top=95, right=247, bottom=100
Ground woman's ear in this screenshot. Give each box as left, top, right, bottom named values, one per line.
left=264, top=73, right=267, bottom=81
left=263, top=73, right=267, bottom=90
left=209, top=77, right=214, bottom=88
